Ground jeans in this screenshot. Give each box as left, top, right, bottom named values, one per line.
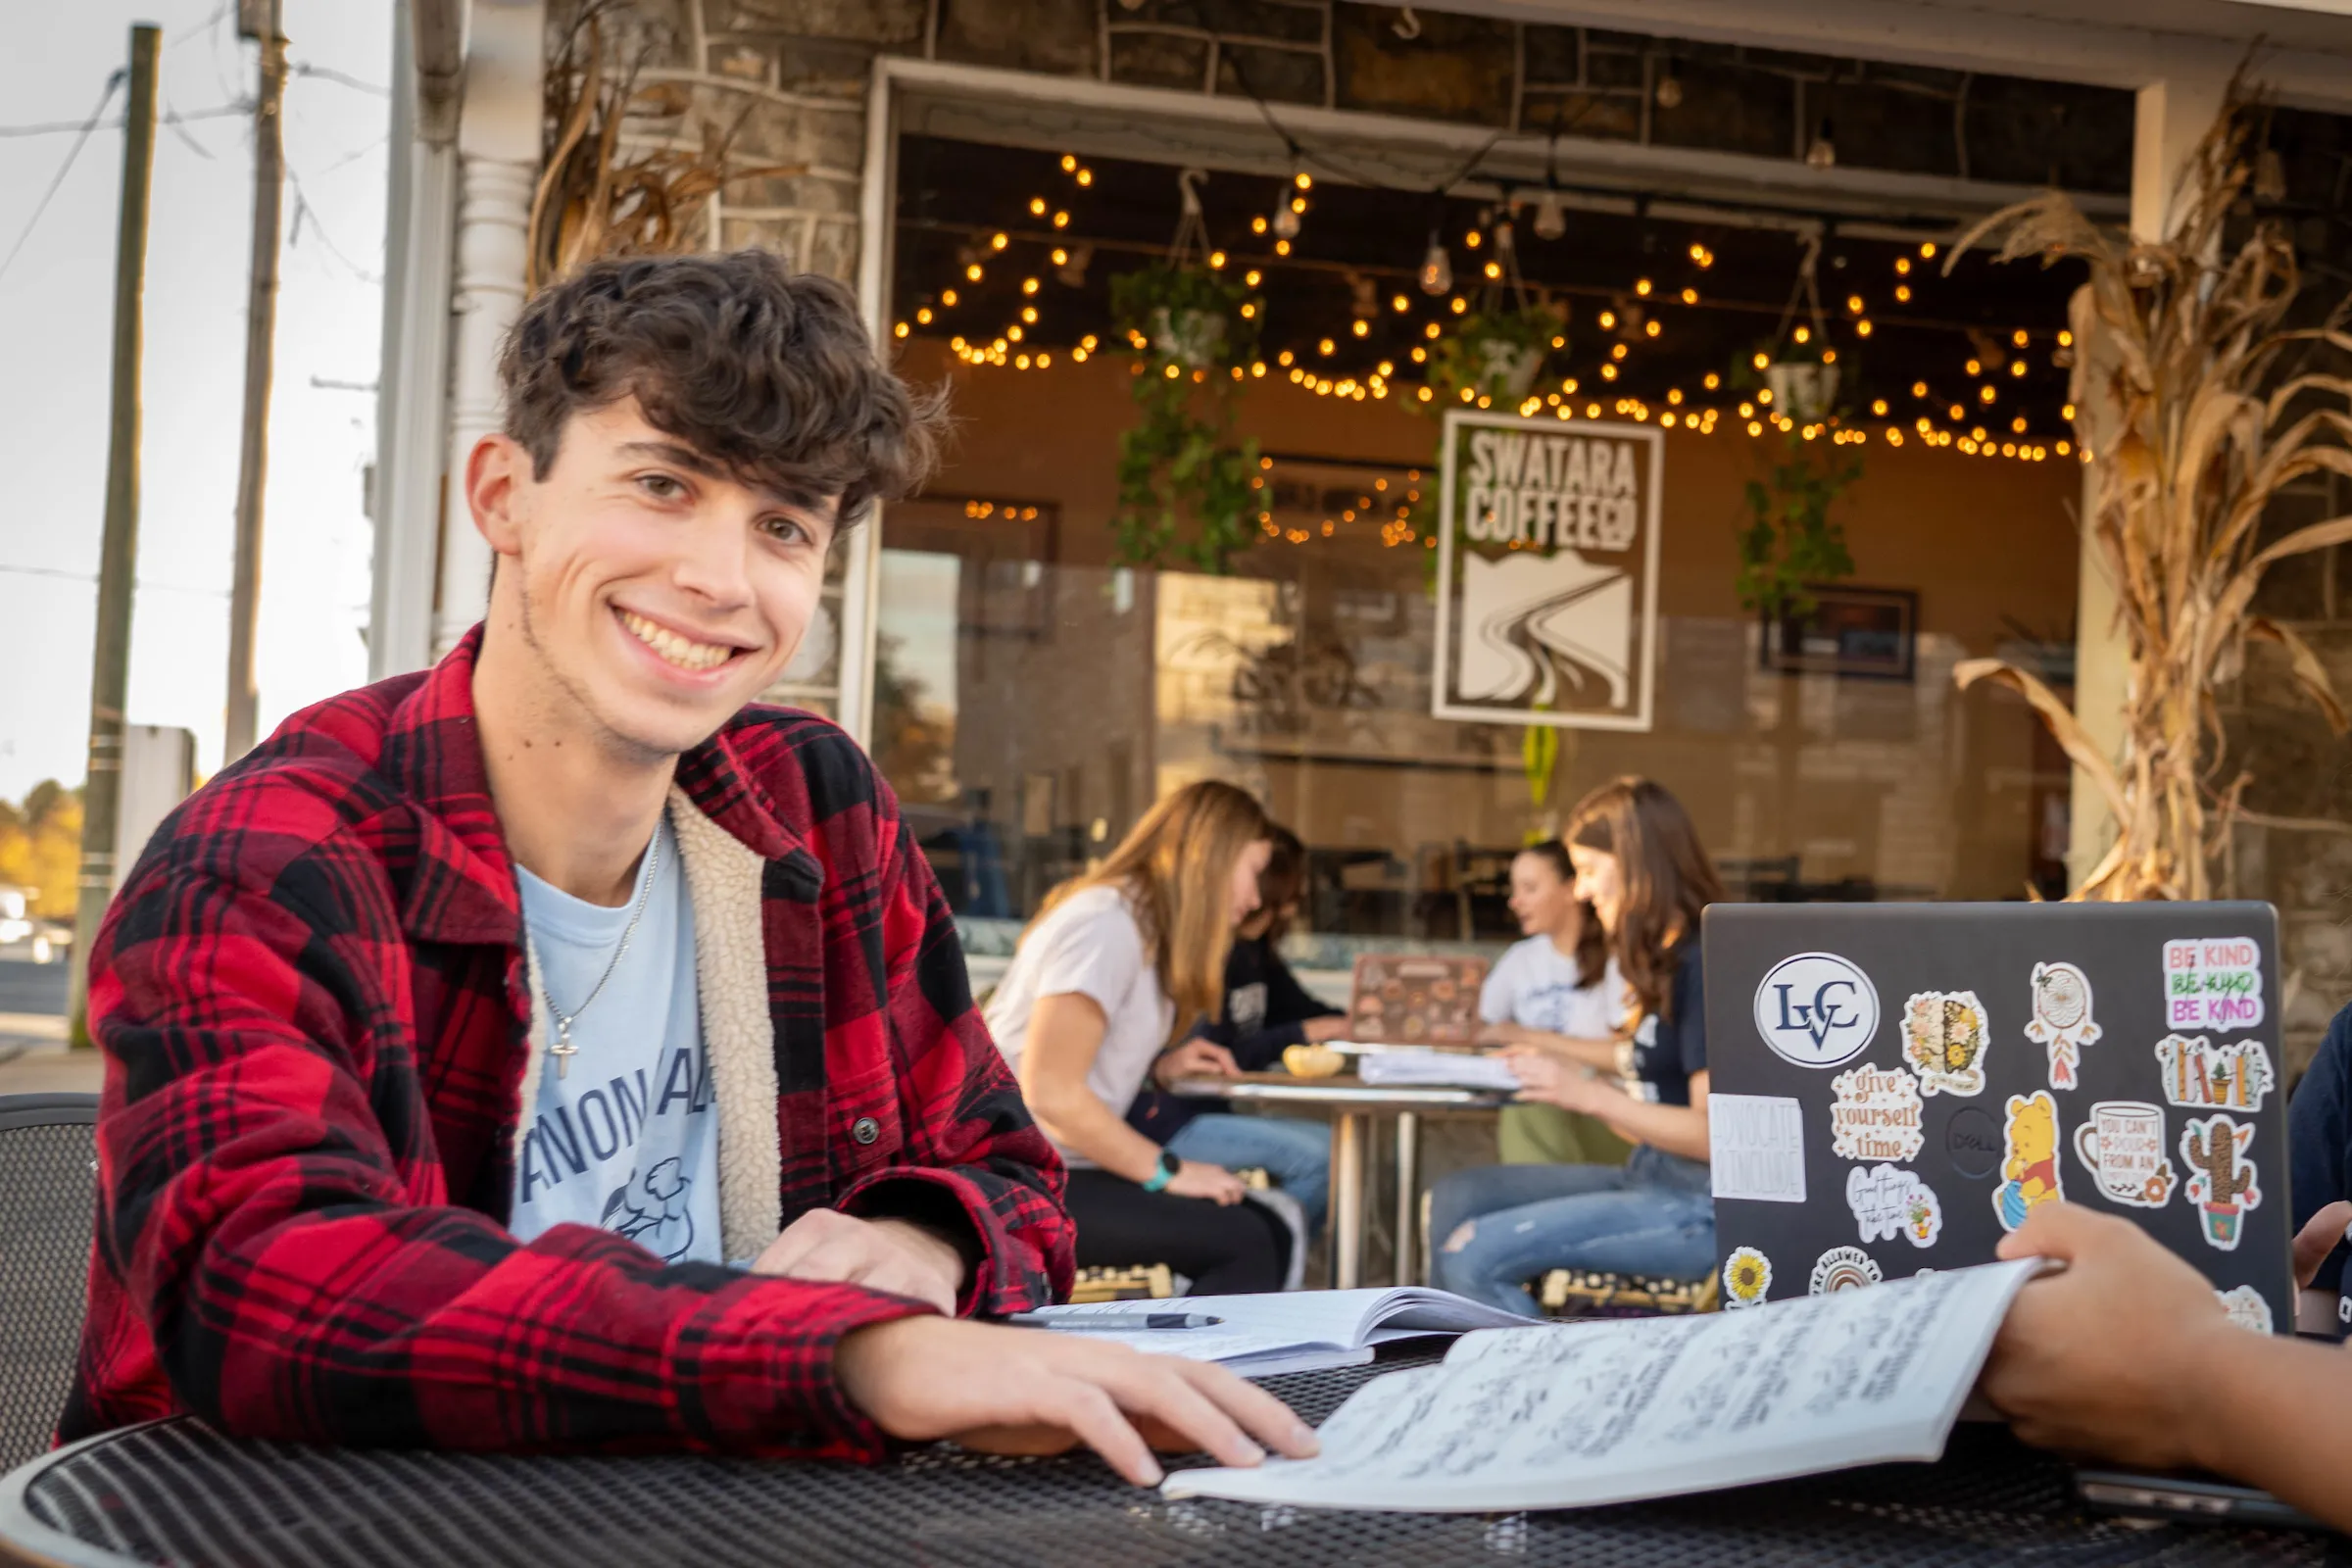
left=1428, top=1146, right=1715, bottom=1317
left=1164, top=1113, right=1332, bottom=1232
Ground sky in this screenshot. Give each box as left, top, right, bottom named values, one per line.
left=0, top=1, right=390, bottom=802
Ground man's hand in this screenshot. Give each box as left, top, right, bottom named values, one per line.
left=1503, top=1045, right=1613, bottom=1114
left=1476, top=1021, right=1532, bottom=1047
left=1982, top=1202, right=2231, bottom=1470
left=1153, top=1038, right=1240, bottom=1087
left=1165, top=1159, right=1250, bottom=1204
left=2293, top=1200, right=2352, bottom=1288
left=751, top=1209, right=965, bottom=1315
left=835, top=1316, right=1319, bottom=1485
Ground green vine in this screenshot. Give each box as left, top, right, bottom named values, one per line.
left=1419, top=304, right=1566, bottom=414
left=1736, top=428, right=1863, bottom=620
left=1106, top=265, right=1262, bottom=574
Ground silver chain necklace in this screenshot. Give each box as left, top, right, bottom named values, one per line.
left=537, top=828, right=662, bottom=1080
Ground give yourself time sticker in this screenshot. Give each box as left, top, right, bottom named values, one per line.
left=1753, top=953, right=1881, bottom=1068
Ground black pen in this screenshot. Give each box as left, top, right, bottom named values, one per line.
left=1005, top=1311, right=1224, bottom=1330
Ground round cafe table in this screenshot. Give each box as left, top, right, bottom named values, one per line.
left=1166, top=1070, right=1511, bottom=1290
left=0, top=1351, right=2330, bottom=1568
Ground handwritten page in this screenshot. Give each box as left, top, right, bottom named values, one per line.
left=1161, top=1258, right=2043, bottom=1512
left=1357, top=1052, right=1522, bottom=1091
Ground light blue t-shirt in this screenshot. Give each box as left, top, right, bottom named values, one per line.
left=1479, top=936, right=1623, bottom=1040
left=510, top=817, right=722, bottom=1266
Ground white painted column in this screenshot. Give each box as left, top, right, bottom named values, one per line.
left=2068, top=60, right=2232, bottom=887
left=433, top=0, right=543, bottom=660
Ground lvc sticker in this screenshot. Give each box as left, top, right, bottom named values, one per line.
left=1751, top=953, right=1879, bottom=1068
left=2023, top=961, right=2101, bottom=1091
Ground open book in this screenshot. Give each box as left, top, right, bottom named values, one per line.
left=1017, top=1287, right=1530, bottom=1378
left=1355, top=1051, right=1522, bottom=1091
left=1162, top=1257, right=2044, bottom=1510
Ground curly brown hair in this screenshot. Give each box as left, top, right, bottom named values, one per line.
left=497, top=251, right=946, bottom=527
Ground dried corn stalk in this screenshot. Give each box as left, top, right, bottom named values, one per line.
left=528, top=3, right=804, bottom=291
left=1948, top=87, right=2352, bottom=901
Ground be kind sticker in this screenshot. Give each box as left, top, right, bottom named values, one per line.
left=1829, top=1062, right=1925, bottom=1163
left=2162, top=938, right=2264, bottom=1033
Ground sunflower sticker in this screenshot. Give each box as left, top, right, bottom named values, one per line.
left=1722, top=1246, right=1773, bottom=1309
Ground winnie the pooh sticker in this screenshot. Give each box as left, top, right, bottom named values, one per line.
left=1992, top=1091, right=2064, bottom=1232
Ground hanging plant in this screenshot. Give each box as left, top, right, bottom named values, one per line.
left=1736, top=430, right=1863, bottom=620
left=1424, top=304, right=1567, bottom=412
left=1104, top=168, right=1265, bottom=576
left=1107, top=265, right=1263, bottom=573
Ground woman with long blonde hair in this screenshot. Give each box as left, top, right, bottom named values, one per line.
left=986, top=780, right=1297, bottom=1293
left=1429, top=777, right=1725, bottom=1315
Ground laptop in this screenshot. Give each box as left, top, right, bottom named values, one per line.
left=1702, top=902, right=2294, bottom=1333
left=1345, top=953, right=1489, bottom=1046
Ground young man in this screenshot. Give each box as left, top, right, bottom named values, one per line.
left=1984, top=1200, right=2352, bottom=1531
left=64, top=253, right=1311, bottom=1484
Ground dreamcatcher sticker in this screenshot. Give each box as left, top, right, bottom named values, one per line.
left=2023, top=961, right=2102, bottom=1090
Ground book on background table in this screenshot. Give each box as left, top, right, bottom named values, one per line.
left=1161, top=1257, right=2046, bottom=1510
left=1355, top=1050, right=1522, bottom=1091
left=1015, top=1287, right=1530, bottom=1378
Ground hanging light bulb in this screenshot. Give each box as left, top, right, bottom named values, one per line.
left=1272, top=202, right=1301, bottom=240
left=1533, top=187, right=1565, bottom=241
left=1418, top=231, right=1452, bottom=295
left=1805, top=118, right=1837, bottom=169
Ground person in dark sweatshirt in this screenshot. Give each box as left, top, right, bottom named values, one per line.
left=1127, top=826, right=1339, bottom=1223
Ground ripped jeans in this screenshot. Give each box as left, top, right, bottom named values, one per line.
left=1428, top=1146, right=1715, bottom=1318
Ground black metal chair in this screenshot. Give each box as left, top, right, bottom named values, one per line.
left=0, top=1093, right=97, bottom=1473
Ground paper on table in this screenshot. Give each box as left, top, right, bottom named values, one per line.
left=1161, top=1257, right=2045, bottom=1512
left=1356, top=1052, right=1522, bottom=1091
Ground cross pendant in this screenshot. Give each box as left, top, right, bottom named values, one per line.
left=552, top=1019, right=576, bottom=1080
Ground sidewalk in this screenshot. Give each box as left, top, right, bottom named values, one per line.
left=0, top=1015, right=101, bottom=1096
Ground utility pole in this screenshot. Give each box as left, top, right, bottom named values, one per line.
left=70, top=24, right=161, bottom=1046
left=223, top=0, right=287, bottom=761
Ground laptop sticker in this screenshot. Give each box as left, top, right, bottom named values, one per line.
left=1829, top=1062, right=1925, bottom=1163
left=1901, top=990, right=1989, bottom=1096
left=1708, top=1094, right=1807, bottom=1202
left=2216, top=1284, right=2274, bottom=1334
left=1722, top=1246, right=1773, bottom=1309
left=2152, top=1034, right=2274, bottom=1112
left=1751, top=953, right=1879, bottom=1068
left=2070, top=1101, right=2178, bottom=1209
left=1992, top=1091, right=2064, bottom=1231
left=2162, top=937, right=2265, bottom=1034
left=2023, top=960, right=2102, bottom=1090
left=2180, top=1114, right=2262, bottom=1251
left=1847, top=1163, right=1941, bottom=1247
left=1809, top=1246, right=1883, bottom=1295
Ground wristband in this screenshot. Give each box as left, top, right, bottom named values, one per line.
left=1141, top=1149, right=1179, bottom=1192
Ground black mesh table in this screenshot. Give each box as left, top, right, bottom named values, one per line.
left=1, top=1352, right=2336, bottom=1568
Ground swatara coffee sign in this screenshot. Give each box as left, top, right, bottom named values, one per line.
left=1432, top=410, right=1662, bottom=731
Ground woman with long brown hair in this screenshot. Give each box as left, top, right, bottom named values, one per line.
left=986, top=781, right=1296, bottom=1293
left=1428, top=777, right=1724, bottom=1316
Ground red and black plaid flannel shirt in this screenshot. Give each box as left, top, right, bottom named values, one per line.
left=62, top=627, right=1072, bottom=1456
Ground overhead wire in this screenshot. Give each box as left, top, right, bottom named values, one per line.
left=0, top=72, right=125, bottom=289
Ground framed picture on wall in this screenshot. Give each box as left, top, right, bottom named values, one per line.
left=1760, top=585, right=1918, bottom=681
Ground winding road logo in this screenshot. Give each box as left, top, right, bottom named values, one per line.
left=1434, top=412, right=1660, bottom=731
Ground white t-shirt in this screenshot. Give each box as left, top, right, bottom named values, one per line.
left=510, top=817, right=722, bottom=1266
left=1480, top=935, right=1625, bottom=1041
left=983, top=883, right=1174, bottom=1168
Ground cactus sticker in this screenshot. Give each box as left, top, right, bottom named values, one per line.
left=1992, top=1091, right=2064, bottom=1232
left=1722, top=1246, right=1773, bottom=1309
left=2180, top=1114, right=2262, bottom=1252
left=2023, top=961, right=2101, bottom=1091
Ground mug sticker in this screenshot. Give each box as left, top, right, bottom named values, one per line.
left=1901, top=990, right=1989, bottom=1097
left=1810, top=1246, right=1884, bottom=1295
left=1752, top=953, right=1880, bottom=1068
left=2216, top=1284, right=2274, bottom=1335
left=2162, top=938, right=2265, bottom=1034
left=2070, top=1100, right=2177, bottom=1209
left=2024, top=961, right=2102, bottom=1090
left=1722, top=1246, right=1773, bottom=1309
left=2153, top=1034, right=2274, bottom=1112
left=2180, top=1114, right=2262, bottom=1251
left=1829, top=1062, right=1925, bottom=1163
left=1992, top=1091, right=2065, bottom=1232
left=1847, top=1162, right=1942, bottom=1248
left=1708, top=1094, right=1807, bottom=1202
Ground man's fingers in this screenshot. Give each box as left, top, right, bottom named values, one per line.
left=1053, top=1378, right=1163, bottom=1486
left=1180, top=1361, right=1319, bottom=1458
left=1993, top=1199, right=2101, bottom=1261
left=1103, top=1364, right=1263, bottom=1470
left=2292, top=1200, right=2352, bottom=1287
